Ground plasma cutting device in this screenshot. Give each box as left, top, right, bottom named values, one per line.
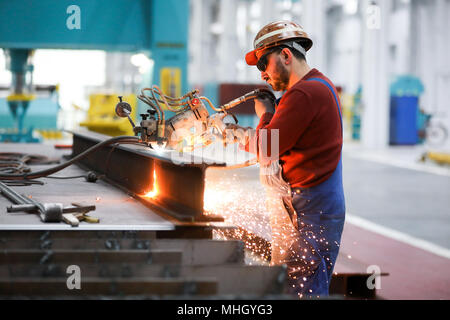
left=115, top=85, right=275, bottom=152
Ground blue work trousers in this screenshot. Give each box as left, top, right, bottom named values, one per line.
left=273, top=160, right=345, bottom=298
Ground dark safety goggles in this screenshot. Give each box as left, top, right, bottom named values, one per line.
left=256, top=42, right=306, bottom=72
left=256, top=47, right=281, bottom=72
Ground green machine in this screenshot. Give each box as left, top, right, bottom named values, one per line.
left=0, top=0, right=189, bottom=142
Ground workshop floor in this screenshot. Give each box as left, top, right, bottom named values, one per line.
left=341, top=142, right=450, bottom=299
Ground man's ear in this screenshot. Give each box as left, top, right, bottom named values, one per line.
left=281, top=48, right=291, bottom=64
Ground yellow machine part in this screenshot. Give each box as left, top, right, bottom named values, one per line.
left=426, top=151, right=450, bottom=165
left=341, top=93, right=354, bottom=125
left=7, top=94, right=36, bottom=101
left=79, top=93, right=137, bottom=136
left=36, top=130, right=63, bottom=140
left=160, top=67, right=181, bottom=98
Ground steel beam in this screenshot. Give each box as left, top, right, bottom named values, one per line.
left=70, top=131, right=225, bottom=223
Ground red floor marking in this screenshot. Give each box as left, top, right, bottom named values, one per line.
left=338, top=222, right=450, bottom=300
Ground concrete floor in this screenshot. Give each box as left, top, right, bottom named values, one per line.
left=340, top=142, right=450, bottom=299
left=343, top=147, right=450, bottom=249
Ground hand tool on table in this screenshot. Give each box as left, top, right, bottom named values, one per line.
left=0, top=181, right=97, bottom=227
left=71, top=202, right=100, bottom=224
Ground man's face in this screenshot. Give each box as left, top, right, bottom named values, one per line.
left=257, top=49, right=290, bottom=92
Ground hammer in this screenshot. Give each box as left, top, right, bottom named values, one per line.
left=7, top=202, right=97, bottom=226
left=1, top=182, right=94, bottom=226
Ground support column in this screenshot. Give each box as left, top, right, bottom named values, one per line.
left=217, top=0, right=238, bottom=82
left=302, top=0, right=327, bottom=72
left=409, top=0, right=419, bottom=75
left=260, top=0, right=275, bottom=24
left=360, top=0, right=391, bottom=149
left=434, top=0, right=450, bottom=149
left=188, top=0, right=204, bottom=86
left=149, top=0, right=189, bottom=93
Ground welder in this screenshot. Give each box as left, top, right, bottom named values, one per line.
left=230, top=21, right=346, bottom=298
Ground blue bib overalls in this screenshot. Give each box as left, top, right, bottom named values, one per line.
left=263, top=77, right=345, bottom=298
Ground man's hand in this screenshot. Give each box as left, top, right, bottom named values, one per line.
left=224, top=123, right=255, bottom=146
left=224, top=123, right=251, bottom=131
left=254, top=97, right=275, bottom=118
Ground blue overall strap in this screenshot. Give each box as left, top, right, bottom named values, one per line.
left=306, top=78, right=343, bottom=132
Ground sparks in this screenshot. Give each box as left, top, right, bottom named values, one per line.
left=143, top=169, right=158, bottom=198
left=204, top=170, right=272, bottom=263
left=204, top=167, right=325, bottom=271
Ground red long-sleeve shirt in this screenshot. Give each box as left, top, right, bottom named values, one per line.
left=246, top=68, right=342, bottom=188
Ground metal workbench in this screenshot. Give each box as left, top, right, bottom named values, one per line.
left=0, top=138, right=289, bottom=299
left=0, top=142, right=174, bottom=231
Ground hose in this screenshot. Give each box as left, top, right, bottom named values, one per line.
left=139, top=86, right=192, bottom=115
left=0, top=135, right=141, bottom=181
left=151, top=85, right=190, bottom=113
left=200, top=96, right=223, bottom=112
left=139, top=88, right=164, bottom=124
left=149, top=87, right=166, bottom=137
left=138, top=85, right=199, bottom=139
left=219, top=88, right=276, bottom=111
left=0, top=153, right=59, bottom=174
left=135, top=86, right=274, bottom=171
